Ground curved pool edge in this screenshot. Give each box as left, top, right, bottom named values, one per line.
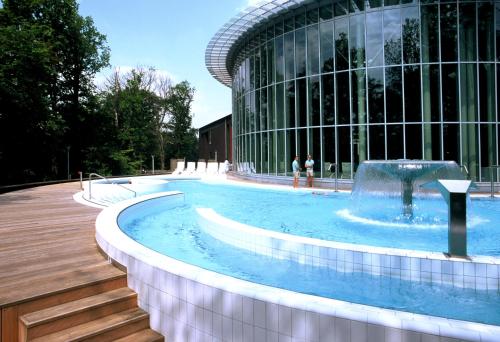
left=196, top=208, right=500, bottom=291
left=95, top=193, right=500, bottom=342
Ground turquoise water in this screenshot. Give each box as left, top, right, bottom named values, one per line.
left=164, top=180, right=500, bottom=256
left=118, top=180, right=500, bottom=325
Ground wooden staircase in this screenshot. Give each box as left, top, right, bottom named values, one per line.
left=1, top=263, right=163, bottom=342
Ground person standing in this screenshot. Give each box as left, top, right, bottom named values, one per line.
left=305, top=154, right=314, bottom=187
left=292, top=155, right=300, bottom=188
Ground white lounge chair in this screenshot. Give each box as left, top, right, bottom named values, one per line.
left=185, top=161, right=196, bottom=174
left=195, top=161, right=207, bottom=175
left=206, top=162, right=219, bottom=175
left=171, top=160, right=185, bottom=175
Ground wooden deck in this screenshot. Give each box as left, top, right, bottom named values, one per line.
left=0, top=183, right=163, bottom=341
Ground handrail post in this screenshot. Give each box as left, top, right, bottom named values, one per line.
left=79, top=171, right=83, bottom=190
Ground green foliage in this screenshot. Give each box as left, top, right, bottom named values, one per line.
left=0, top=1, right=199, bottom=184
left=0, top=0, right=110, bottom=184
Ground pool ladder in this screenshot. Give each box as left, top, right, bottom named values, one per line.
left=85, top=173, right=137, bottom=201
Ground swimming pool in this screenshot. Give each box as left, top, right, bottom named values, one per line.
left=159, top=180, right=499, bottom=256
left=117, top=190, right=500, bottom=325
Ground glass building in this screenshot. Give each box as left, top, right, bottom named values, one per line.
left=206, top=0, right=500, bottom=181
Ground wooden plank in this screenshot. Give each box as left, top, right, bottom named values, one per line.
left=1, top=306, right=17, bottom=342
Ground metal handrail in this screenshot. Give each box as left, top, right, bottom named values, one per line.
left=88, top=173, right=136, bottom=200
left=460, top=164, right=469, bottom=179
left=489, top=166, right=500, bottom=198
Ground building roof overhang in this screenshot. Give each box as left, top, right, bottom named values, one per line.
left=205, top=0, right=307, bottom=87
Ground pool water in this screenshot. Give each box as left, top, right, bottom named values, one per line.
left=119, top=198, right=500, bottom=325
left=118, top=180, right=500, bottom=325
left=164, top=180, right=500, bottom=256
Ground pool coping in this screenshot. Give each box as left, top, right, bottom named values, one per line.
left=95, top=190, right=500, bottom=341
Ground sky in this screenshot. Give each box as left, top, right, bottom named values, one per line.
left=77, top=0, right=260, bottom=129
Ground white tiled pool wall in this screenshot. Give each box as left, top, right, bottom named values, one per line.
left=197, top=209, right=500, bottom=293
left=95, top=192, right=500, bottom=342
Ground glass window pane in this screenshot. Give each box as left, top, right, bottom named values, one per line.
left=349, top=0, right=364, bottom=13
left=402, top=6, right=420, bottom=64
left=387, top=125, right=404, bottom=159
left=261, top=44, right=267, bottom=86
left=255, top=132, right=261, bottom=173
left=405, top=124, right=422, bottom=159
left=368, top=68, right=384, bottom=124
left=368, top=0, right=382, bottom=10
left=307, top=25, right=319, bottom=76
left=267, top=41, right=274, bottom=84
left=478, top=2, right=495, bottom=62
left=422, top=64, right=440, bottom=122
left=297, top=128, right=307, bottom=162
left=440, top=3, right=457, bottom=62
left=268, top=86, right=275, bottom=129
left=262, top=133, right=268, bottom=173
left=276, top=83, right=284, bottom=129
left=295, top=13, right=306, bottom=29
left=320, top=21, right=334, bottom=73
left=366, top=11, right=383, bottom=67
left=297, top=78, right=307, bottom=127
left=442, top=64, right=458, bottom=122
left=421, top=5, right=439, bottom=63
left=351, top=69, right=367, bottom=125
left=335, top=17, right=349, bottom=71
left=460, top=124, right=479, bottom=180
left=286, top=81, right=295, bottom=128
left=336, top=72, right=350, bottom=124
left=275, top=36, right=284, bottom=82
left=334, top=1, right=348, bottom=17
left=309, top=76, right=320, bottom=126
left=312, top=127, right=321, bottom=172
left=295, top=28, right=306, bottom=78
left=404, top=65, right=421, bottom=122
left=338, top=126, right=351, bottom=178
left=284, top=32, right=295, bottom=80
left=319, top=4, right=333, bottom=22
left=480, top=124, right=498, bottom=180
left=255, top=50, right=261, bottom=89
left=284, top=17, right=294, bottom=33
left=459, top=3, right=477, bottom=62
left=460, top=63, right=478, bottom=122
left=255, top=89, right=260, bottom=131
left=479, top=64, right=495, bottom=122
left=386, top=66, right=403, bottom=123
left=269, top=131, right=276, bottom=174
left=322, top=74, right=335, bottom=125
left=286, top=129, right=296, bottom=175
left=369, top=125, right=385, bottom=160
left=307, top=8, right=318, bottom=25
left=277, top=130, right=286, bottom=175
left=249, top=55, right=255, bottom=90
left=384, top=8, right=402, bottom=65
left=496, top=3, right=500, bottom=61
left=350, top=14, right=365, bottom=68
left=353, top=125, right=367, bottom=166
left=275, top=21, right=284, bottom=36
left=385, top=0, right=400, bottom=6
left=260, top=87, right=268, bottom=130
left=443, top=123, right=459, bottom=162
left=322, top=127, right=336, bottom=177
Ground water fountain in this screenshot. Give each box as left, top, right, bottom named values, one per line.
left=352, top=160, right=471, bottom=257
left=352, top=160, right=465, bottom=218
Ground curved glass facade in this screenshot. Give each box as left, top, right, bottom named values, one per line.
left=229, top=1, right=499, bottom=181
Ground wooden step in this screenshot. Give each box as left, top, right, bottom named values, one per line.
left=0, top=263, right=126, bottom=307
left=19, top=287, right=137, bottom=341
left=113, top=328, right=164, bottom=342
left=30, top=307, right=150, bottom=342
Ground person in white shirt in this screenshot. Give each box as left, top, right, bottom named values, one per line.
left=292, top=155, right=300, bottom=188
left=304, top=154, right=314, bottom=187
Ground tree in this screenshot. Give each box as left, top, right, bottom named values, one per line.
left=0, top=0, right=109, bottom=184
left=164, top=81, right=198, bottom=162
